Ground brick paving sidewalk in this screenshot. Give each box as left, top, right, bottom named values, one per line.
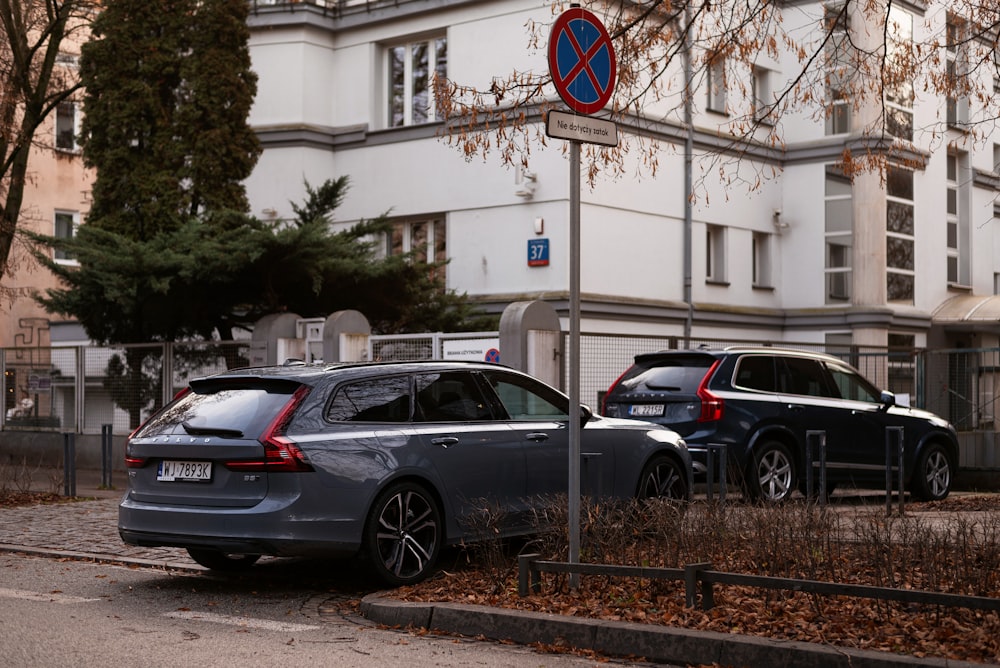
left=0, top=496, right=196, bottom=566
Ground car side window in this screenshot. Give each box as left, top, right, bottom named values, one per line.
left=481, top=370, right=569, bottom=421
left=825, top=364, right=882, bottom=403
left=734, top=356, right=776, bottom=392
left=778, top=357, right=835, bottom=398
left=414, top=372, right=492, bottom=421
left=326, top=376, right=412, bottom=422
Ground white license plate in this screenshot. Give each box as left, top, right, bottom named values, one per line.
left=629, top=404, right=665, bottom=417
left=157, top=460, right=212, bottom=482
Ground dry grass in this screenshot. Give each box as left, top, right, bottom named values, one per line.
left=402, top=494, right=1000, bottom=664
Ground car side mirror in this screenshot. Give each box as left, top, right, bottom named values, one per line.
left=879, top=390, right=896, bottom=412
left=580, top=404, right=593, bottom=428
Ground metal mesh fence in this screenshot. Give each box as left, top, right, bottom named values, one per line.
left=2, top=341, right=251, bottom=435
left=921, top=348, right=1000, bottom=433
left=5, top=334, right=998, bottom=440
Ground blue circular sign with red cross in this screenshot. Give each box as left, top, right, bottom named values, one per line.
left=548, top=8, right=617, bottom=115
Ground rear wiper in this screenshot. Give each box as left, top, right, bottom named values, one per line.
left=646, top=385, right=682, bottom=391
left=182, top=422, right=244, bottom=438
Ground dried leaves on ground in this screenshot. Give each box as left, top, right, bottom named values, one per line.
left=396, top=494, right=1000, bottom=665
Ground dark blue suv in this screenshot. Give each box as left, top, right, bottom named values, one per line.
left=602, top=347, right=959, bottom=502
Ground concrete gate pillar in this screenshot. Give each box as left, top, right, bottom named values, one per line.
left=322, top=310, right=371, bottom=363
left=499, top=301, right=563, bottom=389
left=250, top=313, right=303, bottom=366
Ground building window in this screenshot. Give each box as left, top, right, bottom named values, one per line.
left=946, top=14, right=969, bottom=128
left=706, top=224, right=727, bottom=282
left=824, top=4, right=851, bottom=135
left=824, top=164, right=852, bottom=303
left=386, top=218, right=447, bottom=283
left=751, top=66, right=773, bottom=123
left=388, top=36, right=447, bottom=127
left=752, top=231, right=772, bottom=287
left=886, top=166, right=915, bottom=302
left=54, top=211, right=78, bottom=262
left=55, top=101, right=78, bottom=151
left=885, top=7, right=913, bottom=140
left=946, top=152, right=970, bottom=286
left=706, top=55, right=726, bottom=114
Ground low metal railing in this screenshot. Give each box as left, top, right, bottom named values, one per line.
left=518, top=556, right=1000, bottom=613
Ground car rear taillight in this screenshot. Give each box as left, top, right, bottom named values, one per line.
left=125, top=446, right=147, bottom=469
left=124, top=423, right=148, bottom=468
left=602, top=366, right=633, bottom=415
left=696, top=360, right=724, bottom=422
left=225, top=385, right=314, bottom=473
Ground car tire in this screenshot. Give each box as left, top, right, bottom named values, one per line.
left=637, top=454, right=689, bottom=501
left=746, top=440, right=796, bottom=503
left=910, top=442, right=952, bottom=501
left=364, top=481, right=442, bottom=586
left=186, top=548, right=261, bottom=572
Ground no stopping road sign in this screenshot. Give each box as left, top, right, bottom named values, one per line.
left=548, top=8, right=617, bottom=115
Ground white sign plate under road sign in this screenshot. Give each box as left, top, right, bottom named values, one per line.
left=546, top=109, right=618, bottom=147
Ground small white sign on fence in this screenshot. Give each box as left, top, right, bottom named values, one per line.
left=441, top=338, right=500, bottom=362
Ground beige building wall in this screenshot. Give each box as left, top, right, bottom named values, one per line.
left=2, top=36, right=93, bottom=417
left=2, top=139, right=92, bottom=348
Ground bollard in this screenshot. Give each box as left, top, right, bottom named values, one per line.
left=805, top=430, right=828, bottom=505
left=704, top=443, right=727, bottom=505
left=885, top=426, right=904, bottom=516
left=101, top=424, right=113, bottom=488
left=62, top=432, right=76, bottom=497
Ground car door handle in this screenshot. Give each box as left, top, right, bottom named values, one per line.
left=525, top=432, right=549, bottom=442
left=430, top=437, right=460, bottom=448
left=787, top=404, right=804, bottom=412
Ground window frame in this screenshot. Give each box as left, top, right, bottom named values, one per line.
left=55, top=101, right=80, bottom=152
left=705, top=54, right=727, bottom=114
left=945, top=152, right=972, bottom=287
left=706, top=224, right=728, bottom=284
left=386, top=34, right=448, bottom=128
left=824, top=3, right=852, bottom=135
left=751, top=65, right=774, bottom=124
left=54, top=210, right=79, bottom=264
left=886, top=165, right=915, bottom=303
left=945, top=13, right=970, bottom=128
left=752, top=231, right=773, bottom=288
left=884, top=6, right=914, bottom=141
left=824, top=164, right=852, bottom=303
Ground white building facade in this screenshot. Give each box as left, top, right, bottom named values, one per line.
left=243, top=0, right=1000, bottom=356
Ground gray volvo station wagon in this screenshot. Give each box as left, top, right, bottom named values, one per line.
left=119, top=360, right=692, bottom=585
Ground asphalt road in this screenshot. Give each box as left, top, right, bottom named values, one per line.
left=0, top=552, right=641, bottom=667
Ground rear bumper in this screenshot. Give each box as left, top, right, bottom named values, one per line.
left=118, top=528, right=358, bottom=558
left=118, top=495, right=362, bottom=559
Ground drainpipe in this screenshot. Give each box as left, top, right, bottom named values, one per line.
left=682, top=4, right=694, bottom=347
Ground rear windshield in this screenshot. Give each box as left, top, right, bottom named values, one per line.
left=136, top=383, right=298, bottom=439
left=619, top=358, right=713, bottom=394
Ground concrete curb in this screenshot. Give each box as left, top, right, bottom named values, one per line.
left=360, top=593, right=983, bottom=668
left=0, top=543, right=204, bottom=573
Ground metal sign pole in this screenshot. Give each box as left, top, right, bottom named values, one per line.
left=547, top=3, right=616, bottom=592
left=568, top=138, right=581, bottom=589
